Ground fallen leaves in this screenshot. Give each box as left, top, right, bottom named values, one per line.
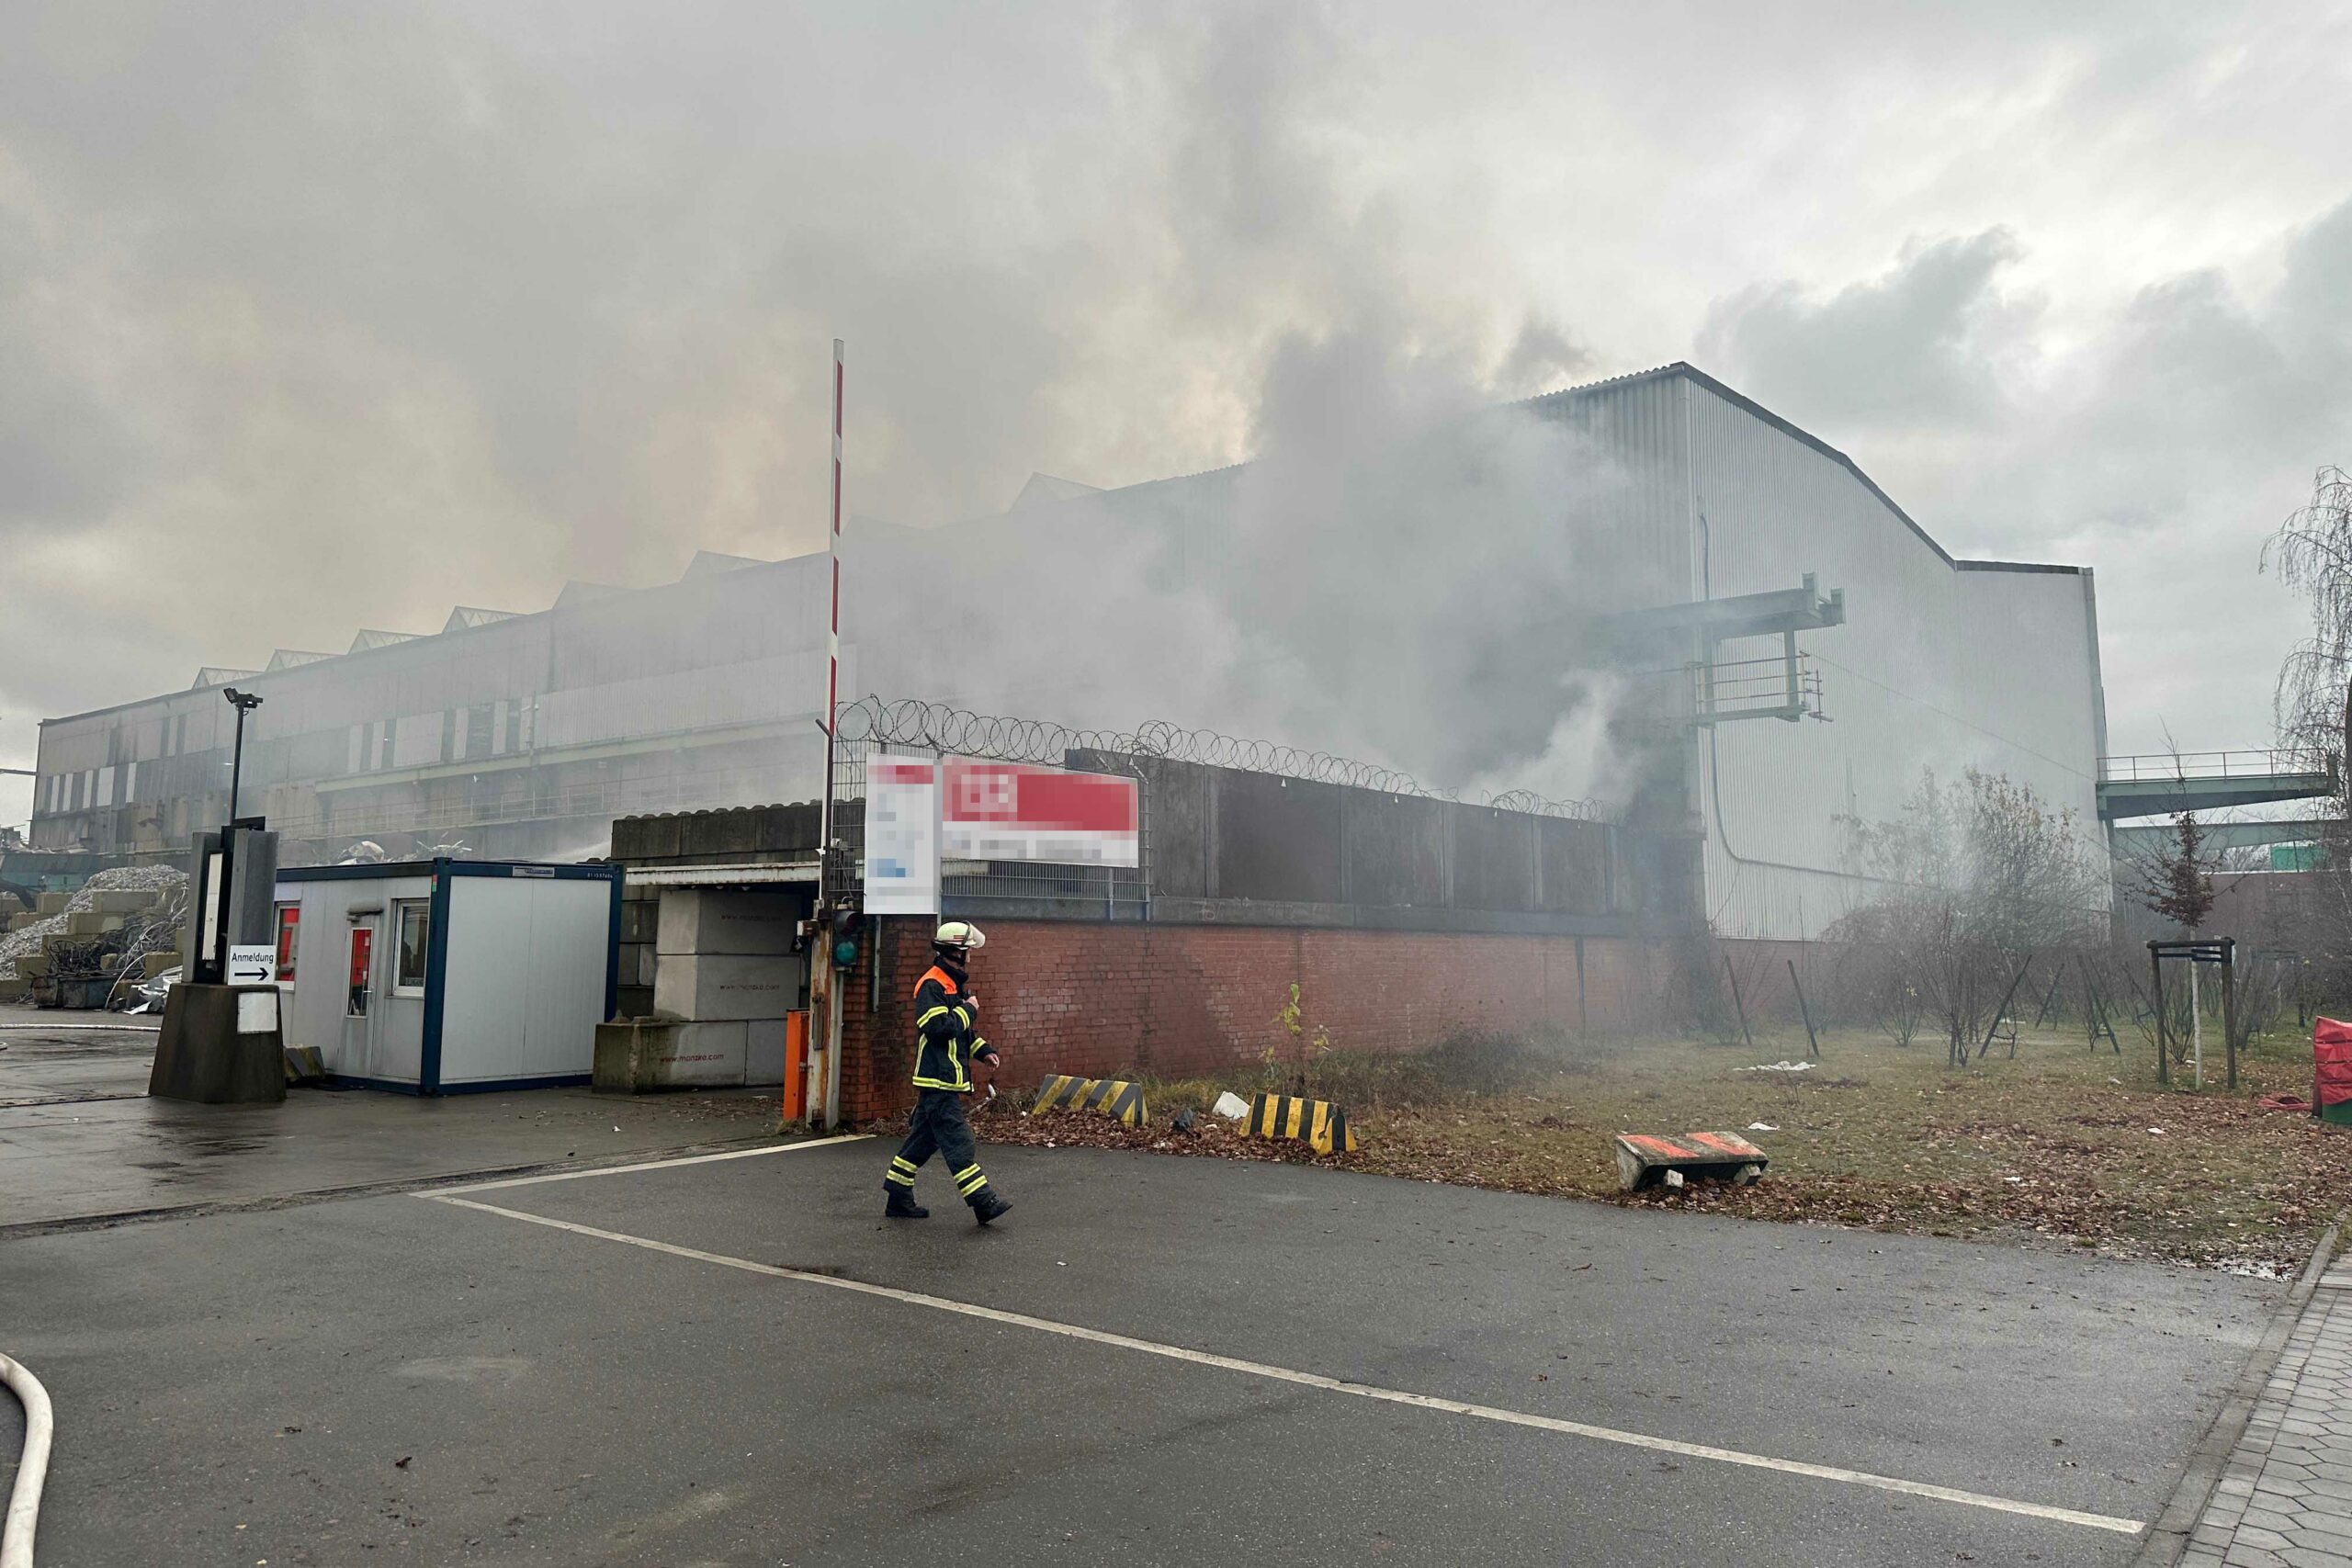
left=956, top=1028, right=2352, bottom=1271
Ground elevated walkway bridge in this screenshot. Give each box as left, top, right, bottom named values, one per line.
left=2098, top=750, right=2337, bottom=824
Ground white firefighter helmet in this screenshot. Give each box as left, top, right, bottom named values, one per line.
left=933, top=920, right=987, bottom=952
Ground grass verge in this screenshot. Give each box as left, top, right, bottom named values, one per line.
left=971, top=1021, right=2352, bottom=1273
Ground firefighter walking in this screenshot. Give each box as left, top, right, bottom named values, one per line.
left=885, top=921, right=1012, bottom=1225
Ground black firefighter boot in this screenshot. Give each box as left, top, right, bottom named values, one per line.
left=885, top=1184, right=930, bottom=1220
left=970, top=1190, right=1012, bottom=1226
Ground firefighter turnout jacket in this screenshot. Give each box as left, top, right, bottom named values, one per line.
left=911, top=961, right=993, bottom=1091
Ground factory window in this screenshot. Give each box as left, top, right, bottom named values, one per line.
left=465, top=703, right=494, bottom=761
left=274, top=905, right=300, bottom=984
left=377, top=724, right=393, bottom=771
left=393, top=900, right=430, bottom=995
left=506, top=702, right=524, bottom=754
left=441, top=709, right=458, bottom=762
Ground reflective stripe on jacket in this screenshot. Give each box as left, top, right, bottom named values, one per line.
left=911, top=964, right=989, bottom=1091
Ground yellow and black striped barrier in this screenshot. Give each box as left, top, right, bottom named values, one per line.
left=1033, top=1074, right=1148, bottom=1128
left=283, top=1044, right=325, bottom=1085
left=1247, top=1093, right=1359, bottom=1155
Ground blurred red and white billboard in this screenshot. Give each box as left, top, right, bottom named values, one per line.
left=941, top=759, right=1139, bottom=868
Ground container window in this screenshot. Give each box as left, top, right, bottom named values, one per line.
left=394, top=900, right=430, bottom=995
left=274, top=904, right=300, bottom=984
left=346, top=926, right=373, bottom=1017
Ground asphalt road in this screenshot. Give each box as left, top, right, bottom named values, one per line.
left=0, top=1011, right=777, bottom=1230
left=0, top=1134, right=2276, bottom=1567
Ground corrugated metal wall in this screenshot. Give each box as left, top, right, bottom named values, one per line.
left=34, top=365, right=2108, bottom=935
left=1685, top=378, right=2104, bottom=939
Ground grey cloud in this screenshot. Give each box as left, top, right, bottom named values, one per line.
left=1, top=0, right=2348, bottom=819
left=1696, top=231, right=2031, bottom=430
left=1700, top=197, right=2352, bottom=751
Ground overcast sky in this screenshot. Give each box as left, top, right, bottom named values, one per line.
left=5, top=1, right=2349, bottom=829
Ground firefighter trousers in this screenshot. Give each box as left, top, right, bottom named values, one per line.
left=887, top=1089, right=997, bottom=1206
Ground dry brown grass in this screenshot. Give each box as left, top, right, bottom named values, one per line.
left=971, top=1021, right=2352, bottom=1273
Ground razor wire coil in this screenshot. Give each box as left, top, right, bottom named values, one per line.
left=832, top=696, right=1602, bottom=821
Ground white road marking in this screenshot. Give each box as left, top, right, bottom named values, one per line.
left=435, top=1134, right=869, bottom=1193
left=423, top=1192, right=2143, bottom=1537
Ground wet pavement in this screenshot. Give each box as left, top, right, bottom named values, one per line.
left=0, top=1006, right=781, bottom=1231
left=0, top=1136, right=2278, bottom=1567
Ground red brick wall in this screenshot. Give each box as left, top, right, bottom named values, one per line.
left=838, top=917, right=1678, bottom=1122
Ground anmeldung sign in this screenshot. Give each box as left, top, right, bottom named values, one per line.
left=227, top=943, right=277, bottom=986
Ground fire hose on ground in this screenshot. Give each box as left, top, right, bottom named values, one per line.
left=0, top=1352, right=51, bottom=1568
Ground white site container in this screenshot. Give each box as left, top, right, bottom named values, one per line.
left=274, top=859, right=621, bottom=1094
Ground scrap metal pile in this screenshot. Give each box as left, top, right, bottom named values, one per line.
left=0, top=865, right=189, bottom=1008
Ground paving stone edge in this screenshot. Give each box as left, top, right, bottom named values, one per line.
left=2132, top=1210, right=2351, bottom=1567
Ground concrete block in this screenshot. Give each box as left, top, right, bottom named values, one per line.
left=63, top=910, right=110, bottom=936
left=616, top=985, right=654, bottom=1019
left=87, top=890, right=156, bottom=914
left=141, top=952, right=179, bottom=978
left=0, top=977, right=26, bottom=1000
left=656, top=890, right=800, bottom=956
left=679, top=808, right=762, bottom=861
left=149, top=982, right=286, bottom=1104
left=747, top=1018, right=787, bottom=1086
left=612, top=813, right=682, bottom=862
left=36, top=892, right=68, bottom=916
left=593, top=1018, right=747, bottom=1090
left=653, top=953, right=798, bottom=1021
left=16, top=954, right=49, bottom=978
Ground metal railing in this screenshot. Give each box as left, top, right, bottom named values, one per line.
left=2098, top=750, right=2337, bottom=784
left=1694, top=653, right=1826, bottom=724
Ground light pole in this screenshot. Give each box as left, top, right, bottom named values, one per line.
left=222, top=687, right=263, bottom=825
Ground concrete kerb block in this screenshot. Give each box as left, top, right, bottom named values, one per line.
left=594, top=1018, right=749, bottom=1091
left=1035, top=1074, right=1147, bottom=1128
left=1246, top=1092, right=1359, bottom=1155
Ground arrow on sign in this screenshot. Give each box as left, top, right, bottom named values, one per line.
left=227, top=943, right=276, bottom=985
